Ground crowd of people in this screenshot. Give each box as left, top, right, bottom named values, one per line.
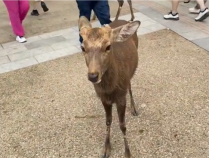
left=2, top=0, right=209, bottom=44
left=164, top=0, right=208, bottom=21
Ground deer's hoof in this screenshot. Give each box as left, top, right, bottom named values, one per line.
left=125, top=150, right=131, bottom=158
left=102, top=149, right=111, bottom=158
left=130, top=17, right=134, bottom=21
left=131, top=110, right=138, bottom=116
left=102, top=153, right=110, bottom=158
left=131, top=107, right=139, bottom=116
left=102, top=147, right=111, bottom=158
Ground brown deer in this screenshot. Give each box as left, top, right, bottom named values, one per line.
left=92, top=0, right=135, bottom=21
left=78, top=15, right=140, bottom=158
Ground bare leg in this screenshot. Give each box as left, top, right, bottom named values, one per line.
left=196, top=0, right=207, bottom=10
left=195, top=0, right=207, bottom=9
left=171, top=0, right=180, bottom=13
left=115, top=0, right=124, bottom=21
left=116, top=97, right=131, bottom=158
left=32, top=0, right=37, bottom=10
left=102, top=102, right=112, bottom=158
left=127, top=0, right=135, bottom=21
left=129, top=83, right=138, bottom=116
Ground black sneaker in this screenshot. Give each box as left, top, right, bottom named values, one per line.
left=41, top=1, right=49, bottom=12
left=31, top=10, right=39, bottom=16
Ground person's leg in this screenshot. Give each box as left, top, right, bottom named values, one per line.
left=164, top=0, right=180, bottom=20
left=171, top=0, right=180, bottom=14
left=76, top=0, right=92, bottom=44
left=92, top=0, right=112, bottom=26
left=19, top=0, right=30, bottom=22
left=190, top=0, right=207, bottom=13
left=195, top=2, right=201, bottom=9
left=195, top=0, right=207, bottom=9
left=31, top=0, right=39, bottom=16
left=196, top=0, right=207, bottom=9
left=195, top=0, right=209, bottom=21
left=3, top=0, right=26, bottom=42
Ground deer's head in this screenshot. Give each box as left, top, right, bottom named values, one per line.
left=79, top=16, right=140, bottom=84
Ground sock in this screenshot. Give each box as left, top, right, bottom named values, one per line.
left=171, top=11, right=177, bottom=15
left=200, top=7, right=207, bottom=12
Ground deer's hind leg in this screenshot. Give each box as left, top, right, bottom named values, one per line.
left=127, top=0, right=135, bottom=21
left=129, top=83, right=138, bottom=116
left=115, top=0, right=124, bottom=21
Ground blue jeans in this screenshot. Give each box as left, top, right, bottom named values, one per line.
left=76, top=0, right=112, bottom=43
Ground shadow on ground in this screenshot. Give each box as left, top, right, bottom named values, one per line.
left=0, top=29, right=209, bottom=158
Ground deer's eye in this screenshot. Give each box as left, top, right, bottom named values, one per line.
left=105, top=45, right=111, bottom=52
left=81, top=46, right=85, bottom=52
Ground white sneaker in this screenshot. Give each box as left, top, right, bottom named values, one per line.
left=16, top=36, right=27, bottom=43
left=189, top=7, right=200, bottom=14
left=195, top=8, right=209, bottom=21
left=164, top=11, right=179, bottom=20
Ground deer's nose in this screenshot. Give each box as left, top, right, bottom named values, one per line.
left=88, top=73, right=99, bottom=83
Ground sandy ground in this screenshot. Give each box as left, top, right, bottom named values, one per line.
left=0, top=29, right=209, bottom=158
left=0, top=1, right=137, bottom=44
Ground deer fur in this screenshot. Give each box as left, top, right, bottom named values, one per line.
left=92, top=0, right=135, bottom=21
left=78, top=16, right=140, bottom=158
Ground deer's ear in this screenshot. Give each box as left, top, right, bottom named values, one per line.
left=80, top=28, right=89, bottom=39
left=78, top=16, right=92, bottom=30
left=111, top=21, right=141, bottom=42
left=78, top=16, right=92, bottom=39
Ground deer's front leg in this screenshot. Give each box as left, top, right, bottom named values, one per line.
left=102, top=101, right=113, bottom=158
left=116, top=97, right=131, bottom=158
left=127, top=0, right=135, bottom=21
left=115, top=0, right=124, bottom=21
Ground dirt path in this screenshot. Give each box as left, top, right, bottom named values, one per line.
left=1, top=29, right=209, bottom=158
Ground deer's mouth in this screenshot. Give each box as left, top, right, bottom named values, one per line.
left=94, top=79, right=101, bottom=84
left=89, top=77, right=102, bottom=84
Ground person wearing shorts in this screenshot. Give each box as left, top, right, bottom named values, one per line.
left=31, top=0, right=49, bottom=16
left=164, top=0, right=209, bottom=21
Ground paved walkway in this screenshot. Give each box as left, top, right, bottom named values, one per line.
left=0, top=1, right=208, bottom=75
left=132, top=0, right=209, bottom=49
